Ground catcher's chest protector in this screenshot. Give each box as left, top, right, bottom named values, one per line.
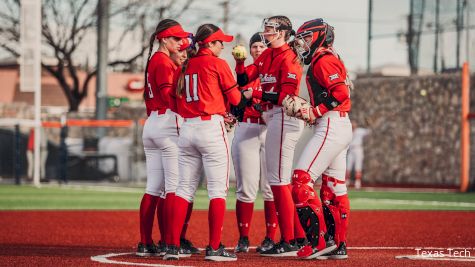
left=306, top=53, right=331, bottom=108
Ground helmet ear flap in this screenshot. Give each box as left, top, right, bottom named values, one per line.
left=324, top=24, right=334, bottom=46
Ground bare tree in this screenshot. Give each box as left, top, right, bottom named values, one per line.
left=0, top=0, right=194, bottom=111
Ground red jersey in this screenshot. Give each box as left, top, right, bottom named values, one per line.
left=236, top=43, right=302, bottom=105
left=145, top=51, right=177, bottom=115
left=307, top=47, right=351, bottom=116
left=175, top=48, right=241, bottom=118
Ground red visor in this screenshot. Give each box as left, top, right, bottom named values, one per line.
left=180, top=38, right=191, bottom=51
left=200, top=29, right=234, bottom=44
left=156, top=25, right=190, bottom=39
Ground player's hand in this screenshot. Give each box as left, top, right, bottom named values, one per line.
left=243, top=89, right=253, bottom=99
left=296, top=106, right=317, bottom=125
left=232, top=45, right=247, bottom=62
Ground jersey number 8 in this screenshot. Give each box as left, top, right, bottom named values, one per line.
left=185, top=73, right=199, bottom=102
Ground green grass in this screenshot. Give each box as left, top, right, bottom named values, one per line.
left=0, top=184, right=475, bottom=210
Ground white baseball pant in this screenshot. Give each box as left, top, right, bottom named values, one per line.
left=264, top=107, right=304, bottom=186
left=175, top=115, right=230, bottom=202
left=295, top=111, right=352, bottom=196
left=143, top=110, right=182, bottom=196
left=232, top=120, right=273, bottom=202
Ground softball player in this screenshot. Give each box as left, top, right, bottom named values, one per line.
left=168, top=38, right=200, bottom=256
left=291, top=18, right=352, bottom=260
left=234, top=16, right=307, bottom=257
left=346, top=121, right=371, bottom=190
left=138, top=19, right=189, bottom=257
left=232, top=33, right=278, bottom=253
left=164, top=24, right=247, bottom=262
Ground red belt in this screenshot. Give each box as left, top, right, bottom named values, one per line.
left=339, top=111, right=348, bottom=117
left=184, top=115, right=214, bottom=122
left=157, top=109, right=167, bottom=115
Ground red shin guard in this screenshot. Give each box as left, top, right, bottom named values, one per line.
left=209, top=198, right=226, bottom=250
left=334, top=194, right=350, bottom=244
left=139, top=193, right=158, bottom=244
left=236, top=200, right=254, bottom=237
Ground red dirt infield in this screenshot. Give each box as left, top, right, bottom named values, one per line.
left=1, top=210, right=474, bottom=266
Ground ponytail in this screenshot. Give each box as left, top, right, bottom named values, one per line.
left=143, top=33, right=157, bottom=100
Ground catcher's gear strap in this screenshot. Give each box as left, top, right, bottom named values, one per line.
left=322, top=175, right=346, bottom=186
left=262, top=91, right=279, bottom=105
left=307, top=52, right=344, bottom=111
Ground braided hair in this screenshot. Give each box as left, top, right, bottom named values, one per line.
left=143, top=19, right=180, bottom=100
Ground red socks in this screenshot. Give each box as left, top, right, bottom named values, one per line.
left=156, top=196, right=165, bottom=244
left=164, top=192, right=175, bottom=244
left=170, top=196, right=190, bottom=247
left=264, top=200, right=278, bottom=239
left=236, top=200, right=254, bottom=237
left=271, top=185, right=295, bottom=243
left=181, top=202, right=194, bottom=239
left=209, top=198, right=226, bottom=250
left=139, top=193, right=158, bottom=244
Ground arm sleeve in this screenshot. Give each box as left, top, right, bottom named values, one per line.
left=277, top=57, right=302, bottom=105
left=235, top=61, right=260, bottom=86
left=313, top=58, right=349, bottom=116
left=219, top=61, right=241, bottom=106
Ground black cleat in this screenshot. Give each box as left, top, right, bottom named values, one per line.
left=157, top=241, right=167, bottom=256
left=328, top=242, right=348, bottom=259
left=180, top=238, right=200, bottom=255
left=256, top=237, right=275, bottom=253
left=136, top=242, right=158, bottom=257
left=205, top=244, right=237, bottom=261
left=163, top=245, right=179, bottom=260
left=294, top=238, right=308, bottom=249
left=259, top=240, right=298, bottom=257
left=234, top=236, right=250, bottom=253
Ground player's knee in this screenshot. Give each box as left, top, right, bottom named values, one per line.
left=208, top=189, right=227, bottom=200
left=292, top=169, right=312, bottom=185
left=236, top=192, right=256, bottom=203
left=292, top=183, right=317, bottom=206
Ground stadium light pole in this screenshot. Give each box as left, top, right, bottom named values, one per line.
left=96, top=0, right=109, bottom=138
left=20, top=0, right=42, bottom=187
left=367, top=0, right=372, bottom=74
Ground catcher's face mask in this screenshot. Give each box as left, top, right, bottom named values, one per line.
left=294, top=31, right=314, bottom=62
left=259, top=18, right=282, bottom=46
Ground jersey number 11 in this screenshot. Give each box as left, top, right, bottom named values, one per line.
left=185, top=74, right=199, bottom=102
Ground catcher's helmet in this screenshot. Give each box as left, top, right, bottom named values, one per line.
left=295, top=19, right=334, bottom=65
